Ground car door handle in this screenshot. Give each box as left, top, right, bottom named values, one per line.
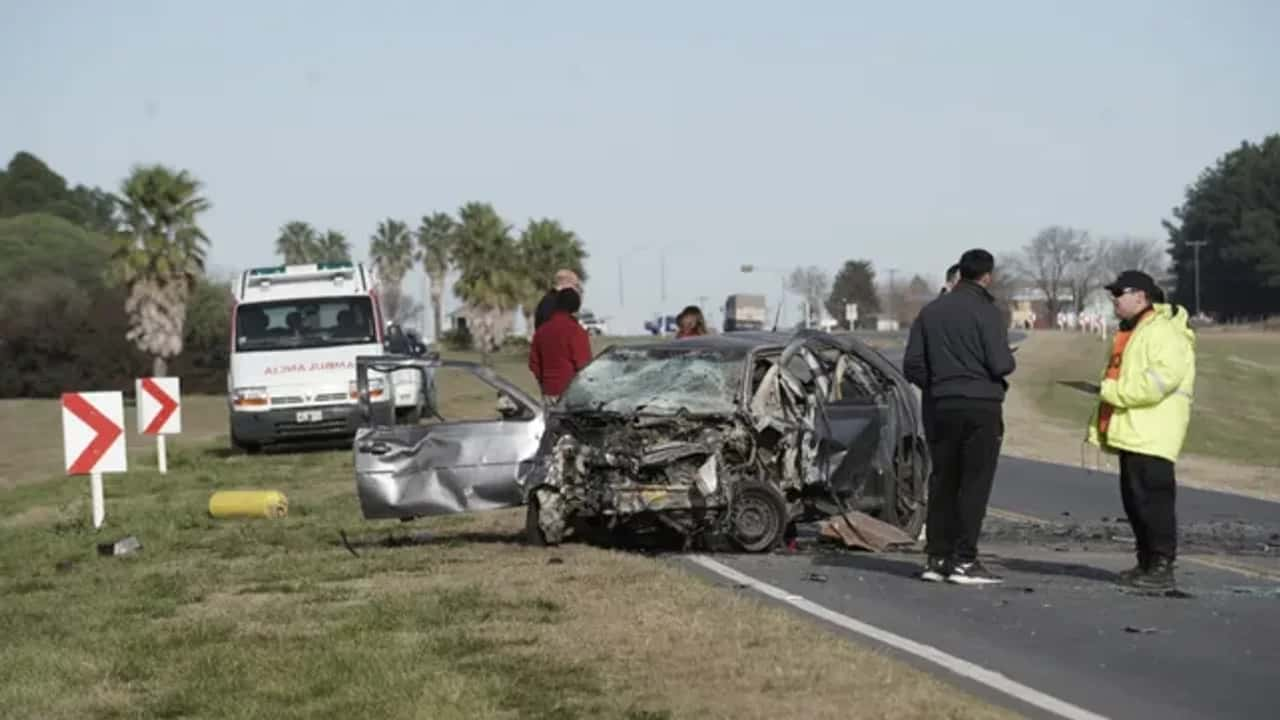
left=359, top=441, right=391, bottom=456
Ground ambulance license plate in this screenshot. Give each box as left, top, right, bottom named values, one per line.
left=296, top=410, right=323, bottom=423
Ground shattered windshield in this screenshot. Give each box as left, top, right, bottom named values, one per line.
left=560, top=346, right=745, bottom=415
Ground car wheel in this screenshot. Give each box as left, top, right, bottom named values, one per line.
left=728, top=480, right=788, bottom=553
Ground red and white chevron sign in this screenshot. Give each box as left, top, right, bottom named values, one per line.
left=136, top=377, right=182, bottom=435
left=61, top=391, right=127, bottom=475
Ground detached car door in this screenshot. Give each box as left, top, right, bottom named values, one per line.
left=353, top=357, right=545, bottom=520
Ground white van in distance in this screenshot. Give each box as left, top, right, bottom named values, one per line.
left=227, top=262, right=429, bottom=452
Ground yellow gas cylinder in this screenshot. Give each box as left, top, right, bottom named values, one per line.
left=208, top=490, right=289, bottom=519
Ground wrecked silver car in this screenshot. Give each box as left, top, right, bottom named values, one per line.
left=352, top=330, right=930, bottom=553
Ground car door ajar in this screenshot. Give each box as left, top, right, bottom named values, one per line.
left=353, top=357, right=545, bottom=520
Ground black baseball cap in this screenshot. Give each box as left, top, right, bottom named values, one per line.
left=1104, top=270, right=1159, bottom=296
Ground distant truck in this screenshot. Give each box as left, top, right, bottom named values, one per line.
left=723, top=293, right=767, bottom=332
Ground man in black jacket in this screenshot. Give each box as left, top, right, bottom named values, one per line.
left=903, top=248, right=1016, bottom=585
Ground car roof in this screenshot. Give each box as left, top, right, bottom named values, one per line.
left=605, top=330, right=803, bottom=354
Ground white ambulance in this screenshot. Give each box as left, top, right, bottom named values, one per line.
left=227, top=262, right=430, bottom=452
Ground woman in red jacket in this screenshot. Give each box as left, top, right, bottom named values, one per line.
left=529, top=288, right=592, bottom=403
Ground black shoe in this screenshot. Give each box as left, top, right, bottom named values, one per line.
left=1117, top=554, right=1149, bottom=585
left=1131, top=557, right=1175, bottom=591
left=920, top=556, right=950, bottom=583
left=947, top=560, right=1003, bottom=586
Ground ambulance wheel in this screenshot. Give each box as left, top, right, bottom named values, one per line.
left=231, top=433, right=262, bottom=455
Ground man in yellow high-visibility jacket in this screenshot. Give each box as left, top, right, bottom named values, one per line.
left=1086, top=270, right=1196, bottom=591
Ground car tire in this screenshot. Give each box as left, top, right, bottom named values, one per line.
left=728, top=480, right=788, bottom=553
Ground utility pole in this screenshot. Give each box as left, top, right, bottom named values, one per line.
left=887, top=267, right=899, bottom=325
left=1188, top=240, right=1207, bottom=317
left=660, top=253, right=667, bottom=303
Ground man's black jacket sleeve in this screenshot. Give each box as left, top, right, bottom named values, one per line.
left=980, top=305, right=1016, bottom=380
left=903, top=315, right=928, bottom=389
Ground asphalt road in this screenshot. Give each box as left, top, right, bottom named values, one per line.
left=681, top=336, right=1280, bottom=720
left=684, top=456, right=1280, bottom=720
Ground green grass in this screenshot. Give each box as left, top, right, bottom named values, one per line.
left=0, top=340, right=1013, bottom=720
left=1018, top=330, right=1280, bottom=466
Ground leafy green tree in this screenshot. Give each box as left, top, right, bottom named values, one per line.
left=417, top=212, right=456, bottom=341
left=110, top=164, right=212, bottom=377
left=0, top=152, right=117, bottom=231
left=170, top=278, right=234, bottom=393
left=516, top=218, right=588, bottom=334
left=276, top=221, right=318, bottom=264
left=451, top=202, right=521, bottom=355
left=826, top=260, right=880, bottom=329
left=369, top=219, right=415, bottom=326
left=1165, top=134, right=1280, bottom=318
left=0, top=213, right=112, bottom=288
left=314, top=230, right=351, bottom=263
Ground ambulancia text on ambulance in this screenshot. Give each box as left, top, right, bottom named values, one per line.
left=227, top=262, right=429, bottom=452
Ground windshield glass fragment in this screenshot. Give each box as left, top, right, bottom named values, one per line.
left=560, top=347, right=745, bottom=415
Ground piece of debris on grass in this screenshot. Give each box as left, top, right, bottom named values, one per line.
left=548, top=557, right=565, bottom=565
left=339, top=530, right=360, bottom=558
left=818, top=511, right=915, bottom=552
left=806, top=572, right=828, bottom=583
left=97, top=536, right=141, bottom=557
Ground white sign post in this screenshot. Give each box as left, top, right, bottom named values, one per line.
left=845, top=303, right=859, bottom=326
left=136, top=377, right=182, bottom=474
left=61, top=391, right=127, bottom=529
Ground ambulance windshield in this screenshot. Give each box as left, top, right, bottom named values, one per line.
left=234, top=296, right=377, bottom=352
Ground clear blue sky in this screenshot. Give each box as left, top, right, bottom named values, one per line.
left=4, top=0, right=1277, bottom=333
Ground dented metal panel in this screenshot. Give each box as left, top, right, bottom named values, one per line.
left=352, top=357, right=545, bottom=520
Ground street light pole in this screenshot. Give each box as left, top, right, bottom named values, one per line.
left=1188, top=240, right=1207, bottom=317
left=740, top=263, right=789, bottom=327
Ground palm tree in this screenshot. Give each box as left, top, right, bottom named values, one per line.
left=314, top=230, right=351, bottom=263
left=516, top=218, right=589, bottom=335
left=417, top=212, right=455, bottom=341
left=451, top=202, right=521, bottom=356
left=276, top=221, right=318, bottom=264
left=110, top=165, right=212, bottom=377
left=369, top=219, right=415, bottom=326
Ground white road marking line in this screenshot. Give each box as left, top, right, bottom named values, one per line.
left=688, top=555, right=1109, bottom=720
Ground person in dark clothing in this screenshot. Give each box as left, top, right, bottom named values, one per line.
left=940, top=263, right=960, bottom=296
left=533, top=269, right=582, bottom=330
left=675, top=305, right=707, bottom=338
left=903, top=248, right=1016, bottom=586
left=529, top=287, right=592, bottom=402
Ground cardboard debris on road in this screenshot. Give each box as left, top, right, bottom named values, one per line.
left=819, top=511, right=916, bottom=551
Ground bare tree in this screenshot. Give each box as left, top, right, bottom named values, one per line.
left=1011, top=226, right=1091, bottom=320
left=1101, top=235, right=1167, bottom=278
left=1064, top=234, right=1108, bottom=313
left=788, top=266, right=831, bottom=326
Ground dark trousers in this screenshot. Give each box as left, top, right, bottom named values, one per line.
left=925, top=403, right=1003, bottom=562
left=1119, top=451, right=1177, bottom=564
